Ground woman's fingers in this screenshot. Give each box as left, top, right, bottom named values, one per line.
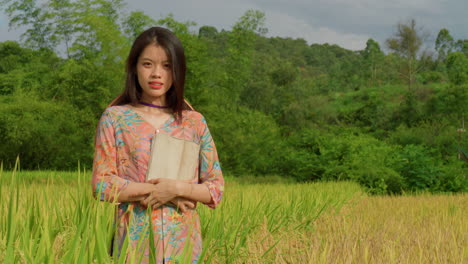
left=179, top=203, right=187, bottom=213
left=178, top=199, right=196, bottom=212
left=186, top=200, right=195, bottom=209
left=127, top=194, right=147, bottom=202
left=180, top=200, right=194, bottom=209
left=140, top=190, right=169, bottom=208
left=139, top=190, right=196, bottom=212
left=142, top=196, right=158, bottom=208
left=141, top=195, right=151, bottom=207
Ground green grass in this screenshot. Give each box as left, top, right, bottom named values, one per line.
left=0, top=168, right=361, bottom=263
left=2, top=168, right=464, bottom=263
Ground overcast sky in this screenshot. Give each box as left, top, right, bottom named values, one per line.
left=1, top=0, right=467, bottom=51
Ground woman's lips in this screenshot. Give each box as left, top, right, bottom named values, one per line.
left=149, top=82, right=163, bottom=89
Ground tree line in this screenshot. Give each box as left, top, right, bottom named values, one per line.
left=0, top=0, right=466, bottom=194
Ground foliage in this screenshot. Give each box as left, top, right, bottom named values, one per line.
left=0, top=1, right=466, bottom=194
left=122, top=11, right=157, bottom=40
left=317, top=130, right=405, bottom=194
left=0, top=94, right=94, bottom=169
left=426, top=83, right=468, bottom=118
left=435, top=28, right=455, bottom=62
left=202, top=105, right=283, bottom=176
left=281, top=129, right=324, bottom=182
left=454, top=39, right=468, bottom=56
left=361, top=38, right=385, bottom=87
left=285, top=127, right=466, bottom=194
left=386, top=19, right=425, bottom=59
left=446, top=52, right=468, bottom=85
left=386, top=19, right=430, bottom=91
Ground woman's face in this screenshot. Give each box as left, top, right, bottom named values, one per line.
left=136, top=44, right=173, bottom=104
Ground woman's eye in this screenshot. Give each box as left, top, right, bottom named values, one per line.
left=143, top=62, right=152, bottom=67
left=164, top=64, right=172, bottom=69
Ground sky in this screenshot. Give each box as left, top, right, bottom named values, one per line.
left=0, top=0, right=467, bottom=51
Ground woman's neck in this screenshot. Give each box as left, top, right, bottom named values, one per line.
left=140, top=95, right=167, bottom=107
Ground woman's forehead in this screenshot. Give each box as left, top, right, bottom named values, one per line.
left=139, top=44, right=170, bottom=61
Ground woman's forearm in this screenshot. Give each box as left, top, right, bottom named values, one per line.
left=118, top=182, right=155, bottom=202
left=175, top=182, right=212, bottom=204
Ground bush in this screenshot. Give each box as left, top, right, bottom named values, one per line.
left=389, top=144, right=466, bottom=193
left=426, top=83, right=468, bottom=117
left=446, top=52, right=468, bottom=85
left=283, top=128, right=405, bottom=194
left=417, top=71, right=445, bottom=84
left=319, top=131, right=405, bottom=194
left=280, top=129, right=324, bottom=181
left=201, top=105, right=284, bottom=176
left=286, top=128, right=466, bottom=194
left=392, top=144, right=443, bottom=192
left=438, top=159, right=468, bottom=192
left=351, top=167, right=404, bottom=195
left=331, top=88, right=402, bottom=133
left=0, top=94, right=95, bottom=169
left=389, top=120, right=461, bottom=159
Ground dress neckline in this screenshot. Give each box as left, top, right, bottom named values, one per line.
left=123, top=104, right=174, bottom=131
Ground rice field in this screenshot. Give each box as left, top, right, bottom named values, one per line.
left=0, top=167, right=466, bottom=263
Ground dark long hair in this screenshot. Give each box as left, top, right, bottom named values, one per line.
left=111, top=27, right=188, bottom=120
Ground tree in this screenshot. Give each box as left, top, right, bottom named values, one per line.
left=1, top=0, right=128, bottom=60
left=222, top=10, right=267, bottom=105
left=455, top=39, right=468, bottom=56
left=435, top=28, right=455, bottom=62
left=232, top=9, right=268, bottom=36
left=446, top=52, right=468, bottom=85
left=386, top=19, right=429, bottom=91
left=122, top=11, right=156, bottom=41
left=155, top=13, right=195, bottom=36
left=198, top=25, right=218, bottom=39
left=48, top=0, right=75, bottom=58
left=362, top=38, right=384, bottom=87
left=1, top=0, right=57, bottom=50
left=0, top=94, right=94, bottom=169
left=0, top=41, right=61, bottom=97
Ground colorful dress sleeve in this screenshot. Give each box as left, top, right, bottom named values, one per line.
left=198, top=115, right=224, bottom=209
left=92, top=109, right=130, bottom=202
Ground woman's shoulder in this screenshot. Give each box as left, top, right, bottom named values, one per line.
left=182, top=110, right=211, bottom=126
left=182, top=109, right=205, bottom=121
left=180, top=110, right=209, bottom=133
left=98, top=105, right=134, bottom=123
left=102, top=105, right=130, bottom=116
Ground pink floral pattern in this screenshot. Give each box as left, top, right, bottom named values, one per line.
left=92, top=105, right=224, bottom=263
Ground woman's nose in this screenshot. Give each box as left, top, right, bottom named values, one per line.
left=151, top=66, right=162, bottom=77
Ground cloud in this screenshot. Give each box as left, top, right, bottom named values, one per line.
left=127, top=0, right=255, bottom=31
left=160, top=0, right=371, bottom=49
left=248, top=0, right=467, bottom=46
left=0, top=0, right=466, bottom=49
left=265, top=10, right=369, bottom=50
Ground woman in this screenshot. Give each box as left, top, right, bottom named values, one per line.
left=92, top=27, right=224, bottom=263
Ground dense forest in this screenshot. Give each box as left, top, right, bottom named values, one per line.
left=0, top=0, right=467, bottom=194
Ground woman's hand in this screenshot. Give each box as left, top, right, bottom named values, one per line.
left=168, top=197, right=196, bottom=213
left=140, top=178, right=183, bottom=208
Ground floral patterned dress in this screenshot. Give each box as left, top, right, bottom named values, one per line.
left=91, top=105, right=224, bottom=263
